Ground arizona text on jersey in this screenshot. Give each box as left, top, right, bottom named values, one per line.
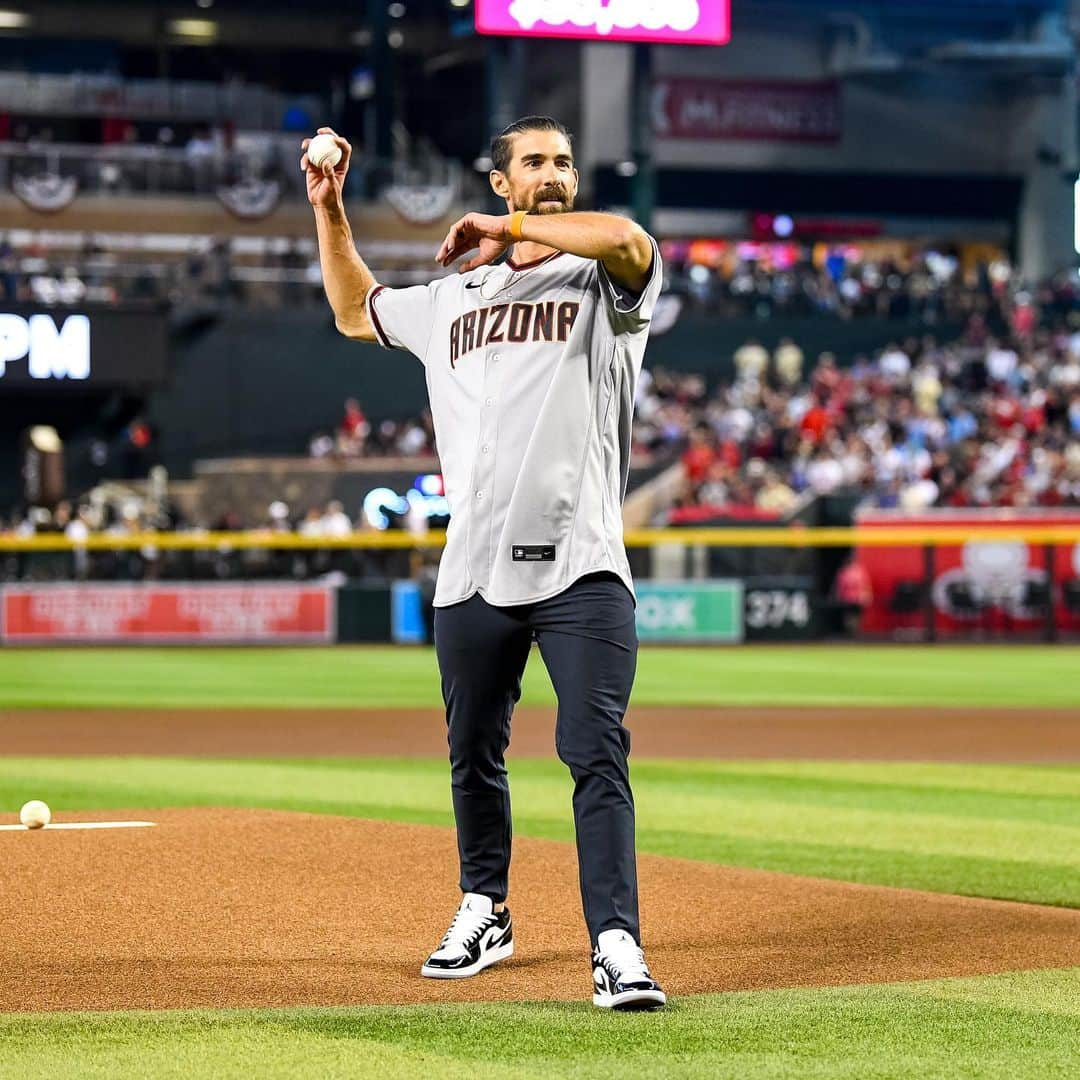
left=366, top=243, right=662, bottom=607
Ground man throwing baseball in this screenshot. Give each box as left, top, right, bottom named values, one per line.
left=305, top=116, right=665, bottom=1010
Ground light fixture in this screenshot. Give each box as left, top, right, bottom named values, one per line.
left=449, top=0, right=470, bottom=8
left=0, top=10, right=30, bottom=28
left=166, top=18, right=218, bottom=39
left=772, top=214, right=795, bottom=238
left=614, top=160, right=638, bottom=178
left=388, top=29, right=404, bottom=47
left=195, top=0, right=214, bottom=8
left=388, top=2, right=406, bottom=16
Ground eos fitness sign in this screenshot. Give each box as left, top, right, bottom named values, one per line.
left=0, top=313, right=90, bottom=380
left=476, top=0, right=730, bottom=45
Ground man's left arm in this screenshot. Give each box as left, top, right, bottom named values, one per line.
left=518, top=212, right=654, bottom=293
left=437, top=211, right=654, bottom=292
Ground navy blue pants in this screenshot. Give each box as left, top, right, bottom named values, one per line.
left=434, top=571, right=640, bottom=945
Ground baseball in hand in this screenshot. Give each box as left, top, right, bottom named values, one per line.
left=20, top=799, right=51, bottom=829
left=307, top=133, right=342, bottom=170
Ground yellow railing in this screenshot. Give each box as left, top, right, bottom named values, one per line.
left=3, top=525, right=1080, bottom=552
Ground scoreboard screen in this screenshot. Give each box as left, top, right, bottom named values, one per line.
left=0, top=306, right=169, bottom=391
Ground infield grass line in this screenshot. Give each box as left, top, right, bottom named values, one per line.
left=3, top=644, right=1080, bottom=708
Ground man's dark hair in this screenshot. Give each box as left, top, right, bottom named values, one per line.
left=490, top=116, right=573, bottom=174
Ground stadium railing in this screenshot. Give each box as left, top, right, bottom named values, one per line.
left=4, top=525, right=1079, bottom=642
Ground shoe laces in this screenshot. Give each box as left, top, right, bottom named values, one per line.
left=599, top=933, right=650, bottom=979
left=440, top=905, right=493, bottom=951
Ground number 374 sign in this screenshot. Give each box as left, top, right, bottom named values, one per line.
left=475, top=0, right=730, bottom=46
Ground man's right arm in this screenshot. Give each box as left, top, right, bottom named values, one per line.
left=303, top=127, right=377, bottom=342
left=314, top=200, right=377, bottom=341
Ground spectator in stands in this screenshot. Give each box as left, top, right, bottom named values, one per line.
left=321, top=500, right=352, bottom=537
left=733, top=338, right=769, bottom=384
left=696, top=460, right=729, bottom=507
left=912, top=357, right=943, bottom=416
left=298, top=507, right=324, bottom=536
left=338, top=397, right=369, bottom=456
left=265, top=501, right=292, bottom=533
left=798, top=393, right=832, bottom=445
left=806, top=448, right=844, bottom=494
left=773, top=337, right=804, bottom=388
left=309, top=431, right=335, bottom=458
left=756, top=468, right=796, bottom=515
left=681, top=424, right=716, bottom=487
left=879, top=341, right=911, bottom=382
left=986, top=337, right=1019, bottom=385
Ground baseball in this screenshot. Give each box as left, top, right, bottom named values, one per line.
left=307, top=133, right=342, bottom=170
left=19, top=800, right=51, bottom=830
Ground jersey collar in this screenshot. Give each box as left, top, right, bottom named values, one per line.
left=505, top=249, right=565, bottom=272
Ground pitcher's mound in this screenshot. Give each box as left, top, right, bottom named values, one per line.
left=2, top=807, right=1078, bottom=1012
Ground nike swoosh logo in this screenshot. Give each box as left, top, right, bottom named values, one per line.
left=480, top=923, right=511, bottom=949
left=465, top=282, right=483, bottom=289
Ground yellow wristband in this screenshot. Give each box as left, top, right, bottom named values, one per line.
left=509, top=210, right=528, bottom=241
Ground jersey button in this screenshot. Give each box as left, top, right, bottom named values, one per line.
left=475, top=490, right=484, bottom=499
left=493, top=354, right=501, bottom=363
left=481, top=444, right=489, bottom=453
left=485, top=397, right=493, bottom=407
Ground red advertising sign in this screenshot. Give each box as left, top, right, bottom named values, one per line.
left=854, top=512, right=1080, bottom=638
left=1, top=584, right=335, bottom=644
left=653, top=79, right=842, bottom=142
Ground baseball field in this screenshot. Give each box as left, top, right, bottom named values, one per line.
left=2, top=644, right=1079, bottom=1078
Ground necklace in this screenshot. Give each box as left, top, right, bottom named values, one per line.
left=474, top=251, right=558, bottom=302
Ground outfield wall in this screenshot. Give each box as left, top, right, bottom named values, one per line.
left=3, top=523, right=1079, bottom=645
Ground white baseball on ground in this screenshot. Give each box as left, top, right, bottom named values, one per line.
left=19, top=800, right=51, bottom=829
left=307, top=133, right=342, bottom=170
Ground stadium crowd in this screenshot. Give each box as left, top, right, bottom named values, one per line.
left=637, top=320, right=1080, bottom=523
left=308, top=399, right=437, bottom=460
left=658, top=247, right=1080, bottom=324
left=6, top=272, right=1080, bottom=565
left=9, top=228, right=1080, bottom=329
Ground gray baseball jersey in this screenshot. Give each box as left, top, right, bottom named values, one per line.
left=366, top=238, right=662, bottom=608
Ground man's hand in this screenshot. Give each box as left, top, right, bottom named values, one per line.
left=301, top=127, right=352, bottom=210
left=436, top=213, right=512, bottom=273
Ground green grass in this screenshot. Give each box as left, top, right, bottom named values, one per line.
left=2, top=757, right=1077, bottom=907
left=2, top=644, right=1080, bottom=708
left=1, top=969, right=1078, bottom=1079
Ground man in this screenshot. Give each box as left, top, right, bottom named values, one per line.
left=733, top=338, right=768, bottom=383
left=304, top=116, right=665, bottom=1011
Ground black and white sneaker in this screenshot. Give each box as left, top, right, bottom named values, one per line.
left=592, top=929, right=667, bottom=1010
left=420, top=893, right=514, bottom=979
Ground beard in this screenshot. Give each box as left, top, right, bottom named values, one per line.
left=523, top=186, right=572, bottom=213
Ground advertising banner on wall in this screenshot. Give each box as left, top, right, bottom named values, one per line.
left=652, top=79, right=842, bottom=142
left=634, top=580, right=743, bottom=643
left=854, top=512, right=1080, bottom=638
left=1, top=583, right=335, bottom=644
left=475, top=0, right=730, bottom=46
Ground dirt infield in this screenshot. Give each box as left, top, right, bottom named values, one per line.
left=3, top=807, right=1079, bottom=1013
left=2, top=705, right=1078, bottom=761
